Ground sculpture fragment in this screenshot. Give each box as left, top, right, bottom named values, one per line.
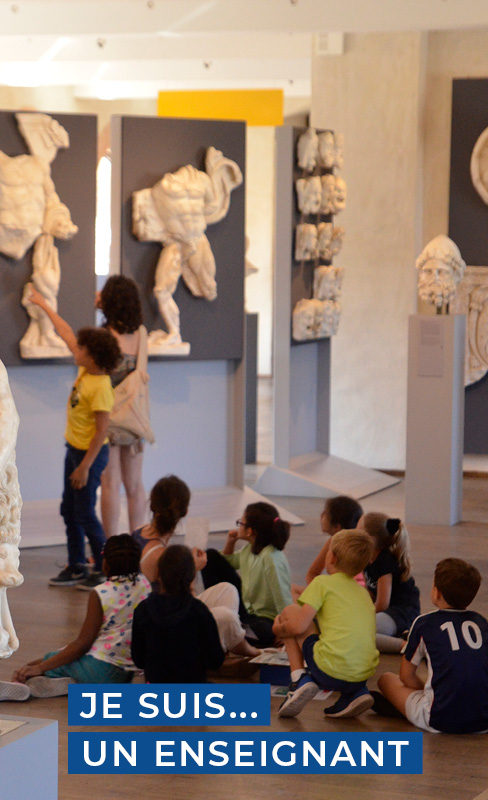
left=297, top=128, right=319, bottom=172
left=295, top=176, right=322, bottom=215
left=416, top=234, right=466, bottom=312
left=295, top=224, right=317, bottom=261
left=133, top=147, right=243, bottom=355
left=0, top=360, right=22, bottom=659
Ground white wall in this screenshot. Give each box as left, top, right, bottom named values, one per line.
left=244, top=126, right=275, bottom=376
left=311, top=32, right=425, bottom=470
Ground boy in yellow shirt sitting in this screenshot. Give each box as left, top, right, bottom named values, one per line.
left=274, top=530, right=379, bottom=719
left=27, top=286, right=121, bottom=588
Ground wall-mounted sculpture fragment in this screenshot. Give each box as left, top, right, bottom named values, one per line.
left=295, top=176, right=322, bottom=215
left=470, top=127, right=488, bottom=206
left=133, top=147, right=243, bottom=355
left=0, top=113, right=78, bottom=358
left=453, top=266, right=488, bottom=385
left=297, top=128, right=319, bottom=172
left=295, top=223, right=318, bottom=261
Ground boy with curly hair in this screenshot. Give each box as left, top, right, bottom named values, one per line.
left=27, top=286, right=121, bottom=587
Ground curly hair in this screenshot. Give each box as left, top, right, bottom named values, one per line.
left=77, top=327, right=121, bottom=373
left=100, top=275, right=143, bottom=334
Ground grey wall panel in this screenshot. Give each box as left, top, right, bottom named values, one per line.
left=115, top=115, right=245, bottom=361
left=448, top=80, right=488, bottom=452
left=0, top=111, right=97, bottom=366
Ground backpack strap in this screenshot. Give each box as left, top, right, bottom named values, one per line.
left=136, top=325, right=148, bottom=372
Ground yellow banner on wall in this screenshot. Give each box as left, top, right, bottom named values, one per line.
left=157, top=90, right=283, bottom=126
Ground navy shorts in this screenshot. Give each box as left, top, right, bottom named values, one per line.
left=302, top=634, right=367, bottom=696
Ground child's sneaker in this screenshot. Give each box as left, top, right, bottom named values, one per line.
left=278, top=672, right=320, bottom=717
left=370, top=690, right=404, bottom=719
left=0, top=681, right=31, bottom=701
left=324, top=687, right=373, bottom=718
left=26, top=676, right=76, bottom=698
left=49, top=566, right=88, bottom=586
left=76, top=571, right=105, bottom=591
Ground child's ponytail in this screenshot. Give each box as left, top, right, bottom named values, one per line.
left=244, top=502, right=290, bottom=554
left=362, top=512, right=413, bottom=580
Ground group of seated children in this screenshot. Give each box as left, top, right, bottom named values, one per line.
left=1, top=482, right=487, bottom=735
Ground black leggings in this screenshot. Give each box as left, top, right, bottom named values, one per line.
left=201, top=549, right=276, bottom=648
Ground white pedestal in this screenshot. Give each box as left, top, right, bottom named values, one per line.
left=405, top=314, right=465, bottom=525
left=0, top=714, right=57, bottom=799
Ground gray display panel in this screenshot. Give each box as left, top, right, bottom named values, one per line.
left=114, top=115, right=245, bottom=361
left=0, top=111, right=97, bottom=366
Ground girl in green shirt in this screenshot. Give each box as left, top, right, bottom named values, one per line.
left=201, top=502, right=293, bottom=647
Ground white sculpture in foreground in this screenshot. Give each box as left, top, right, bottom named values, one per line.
left=0, top=112, right=78, bottom=358
left=133, top=147, right=243, bottom=355
left=416, top=234, right=466, bottom=312
left=0, top=360, right=23, bottom=659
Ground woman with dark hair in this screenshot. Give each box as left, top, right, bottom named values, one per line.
left=97, top=275, right=149, bottom=538
left=202, top=502, right=293, bottom=647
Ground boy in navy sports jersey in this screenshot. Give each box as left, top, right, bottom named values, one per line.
left=376, top=558, right=488, bottom=733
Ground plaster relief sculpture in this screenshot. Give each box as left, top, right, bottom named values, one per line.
left=0, top=112, right=78, bottom=358
left=313, top=265, right=344, bottom=301
left=295, top=224, right=317, bottom=261
left=453, top=266, right=488, bottom=385
left=0, top=360, right=22, bottom=659
left=334, top=133, right=344, bottom=170
left=295, top=176, right=322, bottom=215
left=416, top=234, right=466, bottom=312
left=133, top=147, right=243, bottom=355
left=297, top=128, right=318, bottom=172
left=317, top=131, right=336, bottom=169
left=470, top=127, right=488, bottom=206
left=317, top=223, right=345, bottom=260
left=321, top=174, right=348, bottom=216
left=292, top=297, right=341, bottom=340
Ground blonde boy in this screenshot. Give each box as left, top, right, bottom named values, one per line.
left=275, top=530, right=379, bottom=719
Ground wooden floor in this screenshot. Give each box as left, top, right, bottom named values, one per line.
left=1, top=477, right=488, bottom=798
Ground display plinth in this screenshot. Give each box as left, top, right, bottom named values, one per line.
left=0, top=715, right=57, bottom=799
left=252, top=126, right=399, bottom=500
left=405, top=314, right=465, bottom=525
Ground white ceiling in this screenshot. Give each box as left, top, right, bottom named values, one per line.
left=1, top=0, right=488, bottom=99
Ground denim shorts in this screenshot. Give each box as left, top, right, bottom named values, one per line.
left=302, top=634, right=367, bottom=696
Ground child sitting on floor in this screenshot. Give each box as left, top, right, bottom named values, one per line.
left=375, top=558, right=488, bottom=733
left=0, top=535, right=150, bottom=701
left=275, top=530, right=379, bottom=719
left=131, top=544, right=225, bottom=683
left=292, top=495, right=364, bottom=600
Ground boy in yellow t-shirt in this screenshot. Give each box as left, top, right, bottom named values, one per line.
left=274, top=530, right=379, bottom=719
left=27, top=287, right=121, bottom=588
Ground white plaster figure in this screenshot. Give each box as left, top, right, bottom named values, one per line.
left=313, top=265, right=344, bottom=301
left=133, top=146, right=243, bottom=355
left=315, top=299, right=342, bottom=337
left=317, top=131, right=336, bottom=169
left=297, top=128, right=318, bottom=172
left=292, top=297, right=341, bottom=340
left=0, top=360, right=22, bottom=659
left=470, top=127, right=488, bottom=206
left=330, top=226, right=345, bottom=257
left=317, top=222, right=333, bottom=259
left=333, top=176, right=347, bottom=213
left=295, top=224, right=318, bottom=261
left=453, top=266, right=488, bottom=385
left=334, top=133, right=345, bottom=170
left=0, top=112, right=78, bottom=358
left=296, top=176, right=322, bottom=215
left=320, top=174, right=336, bottom=215
left=416, top=234, right=466, bottom=311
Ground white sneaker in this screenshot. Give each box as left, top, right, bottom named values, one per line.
left=278, top=673, right=320, bottom=718
left=0, top=681, right=31, bottom=701
left=26, top=676, right=76, bottom=697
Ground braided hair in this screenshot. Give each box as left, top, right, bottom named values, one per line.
left=103, top=534, right=141, bottom=584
